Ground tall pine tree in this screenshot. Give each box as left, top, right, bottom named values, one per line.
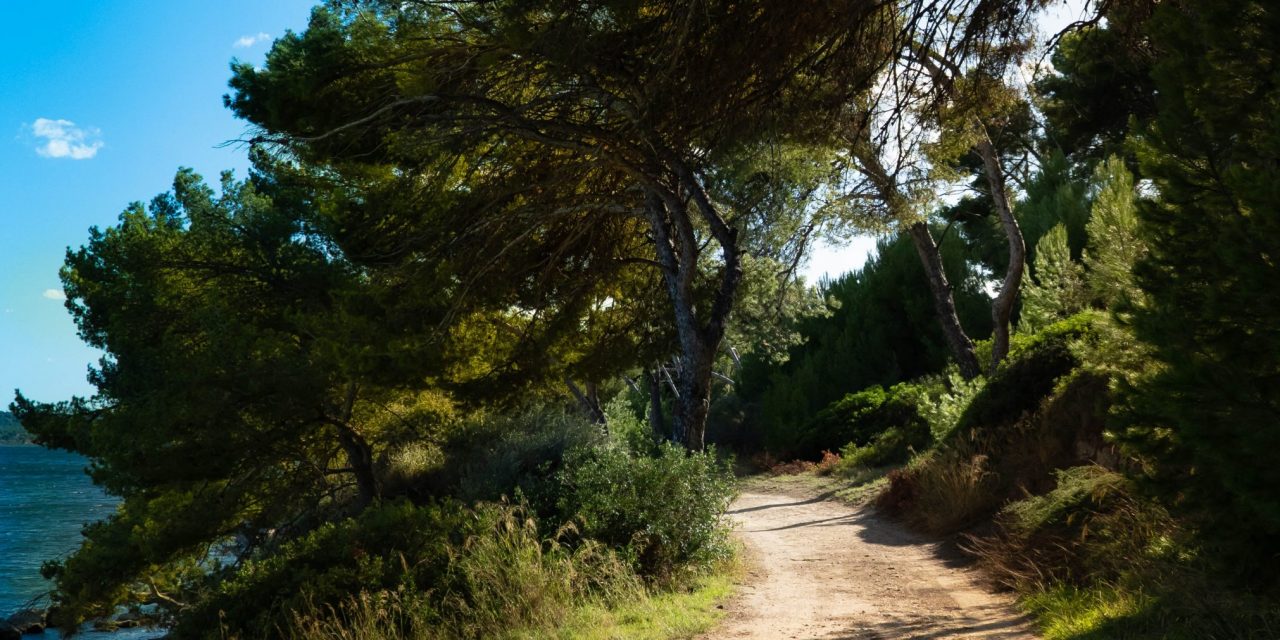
left=1125, top=0, right=1280, bottom=580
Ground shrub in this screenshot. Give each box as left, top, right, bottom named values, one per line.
left=837, top=418, right=930, bottom=469
left=965, top=466, right=1169, bottom=590
left=879, top=315, right=1116, bottom=534
left=282, top=509, right=644, bottom=640
left=443, top=407, right=602, bottom=516
left=876, top=449, right=1001, bottom=534
left=915, top=370, right=986, bottom=442
left=795, top=383, right=931, bottom=460
left=181, top=499, right=488, bottom=639
left=602, top=392, right=658, bottom=457
left=557, top=442, right=735, bottom=579
left=955, top=312, right=1098, bottom=440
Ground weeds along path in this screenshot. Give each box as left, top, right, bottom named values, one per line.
left=704, top=487, right=1038, bottom=639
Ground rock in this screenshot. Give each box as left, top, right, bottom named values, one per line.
left=4, top=610, right=45, bottom=635
left=0, top=623, right=20, bottom=640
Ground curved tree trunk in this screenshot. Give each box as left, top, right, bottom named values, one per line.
left=906, top=222, right=982, bottom=379
left=853, top=139, right=981, bottom=380
left=977, top=135, right=1026, bottom=374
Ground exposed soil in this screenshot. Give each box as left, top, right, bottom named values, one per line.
left=703, top=487, right=1039, bottom=639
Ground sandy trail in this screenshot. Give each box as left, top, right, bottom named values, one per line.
left=704, top=489, right=1038, bottom=639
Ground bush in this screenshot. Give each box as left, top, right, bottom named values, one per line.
left=180, top=499, right=487, bottom=639
left=557, top=442, right=735, bottom=579
left=602, top=392, right=658, bottom=457
left=281, top=508, right=644, bottom=640
left=966, top=466, right=1170, bottom=589
left=440, top=407, right=602, bottom=515
left=914, top=370, right=986, bottom=442
left=955, top=312, right=1098, bottom=440
left=837, top=419, right=931, bottom=469
left=795, top=383, right=931, bottom=460
left=875, top=449, right=1001, bottom=534
left=879, top=314, right=1116, bottom=534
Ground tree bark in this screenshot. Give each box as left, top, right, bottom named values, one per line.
left=906, top=222, right=983, bottom=379
left=565, top=377, right=607, bottom=426
left=646, top=369, right=667, bottom=441
left=331, top=383, right=378, bottom=509
left=643, top=175, right=741, bottom=451
left=977, top=135, right=1026, bottom=374
left=852, top=140, right=981, bottom=379
left=673, top=347, right=715, bottom=451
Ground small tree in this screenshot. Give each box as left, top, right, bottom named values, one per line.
left=1083, top=156, right=1145, bottom=309
left=1019, top=224, right=1087, bottom=333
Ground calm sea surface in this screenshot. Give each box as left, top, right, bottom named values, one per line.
left=0, top=445, right=161, bottom=638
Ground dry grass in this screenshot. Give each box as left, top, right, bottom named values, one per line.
left=282, top=508, right=736, bottom=640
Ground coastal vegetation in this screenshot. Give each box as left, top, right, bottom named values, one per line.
left=9, top=0, right=1280, bottom=637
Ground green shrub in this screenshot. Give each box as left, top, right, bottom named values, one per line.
left=967, top=466, right=1169, bottom=589
left=602, top=392, right=658, bottom=457
left=879, top=315, right=1116, bottom=534
left=442, top=407, right=602, bottom=515
left=914, top=370, right=986, bottom=442
left=280, top=508, right=645, bottom=640
left=796, top=383, right=931, bottom=460
left=836, top=416, right=931, bottom=470
left=955, top=312, right=1098, bottom=439
left=179, top=499, right=487, bottom=638
left=557, top=443, right=735, bottom=579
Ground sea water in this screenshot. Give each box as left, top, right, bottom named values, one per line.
left=0, top=445, right=161, bottom=638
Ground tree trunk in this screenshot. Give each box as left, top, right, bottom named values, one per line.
left=852, top=139, right=981, bottom=380
left=906, top=222, right=983, bottom=379
left=646, top=369, right=667, bottom=441
left=332, top=383, right=378, bottom=509
left=977, top=135, right=1026, bottom=374
left=334, top=424, right=378, bottom=509
left=565, top=377, right=607, bottom=426
left=673, top=347, right=715, bottom=451
left=643, top=175, right=741, bottom=451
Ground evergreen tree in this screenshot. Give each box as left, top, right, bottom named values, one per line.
left=744, top=231, right=991, bottom=453
left=1083, top=156, right=1145, bottom=309
left=1123, top=0, right=1280, bottom=580
left=1019, top=224, right=1087, bottom=333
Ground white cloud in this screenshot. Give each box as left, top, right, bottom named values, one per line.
left=31, top=118, right=102, bottom=160
left=234, top=32, right=271, bottom=48
left=43, top=289, right=66, bottom=301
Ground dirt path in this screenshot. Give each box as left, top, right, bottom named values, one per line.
left=704, top=489, right=1039, bottom=639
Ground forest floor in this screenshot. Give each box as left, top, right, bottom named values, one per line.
left=700, top=475, right=1039, bottom=639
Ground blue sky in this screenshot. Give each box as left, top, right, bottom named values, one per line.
left=1, top=2, right=314, bottom=402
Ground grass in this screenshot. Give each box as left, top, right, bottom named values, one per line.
left=282, top=534, right=740, bottom=640
left=541, top=563, right=738, bottom=640
left=1021, top=579, right=1280, bottom=639
left=1023, top=584, right=1155, bottom=640
left=284, top=558, right=738, bottom=640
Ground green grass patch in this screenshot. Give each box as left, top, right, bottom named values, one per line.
left=1022, top=578, right=1280, bottom=639
left=543, top=567, right=737, bottom=640
left=1023, top=584, right=1155, bottom=640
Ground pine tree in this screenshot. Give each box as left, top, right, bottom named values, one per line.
left=1124, top=0, right=1280, bottom=580
left=1083, top=156, right=1145, bottom=309
left=1019, top=224, right=1087, bottom=333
